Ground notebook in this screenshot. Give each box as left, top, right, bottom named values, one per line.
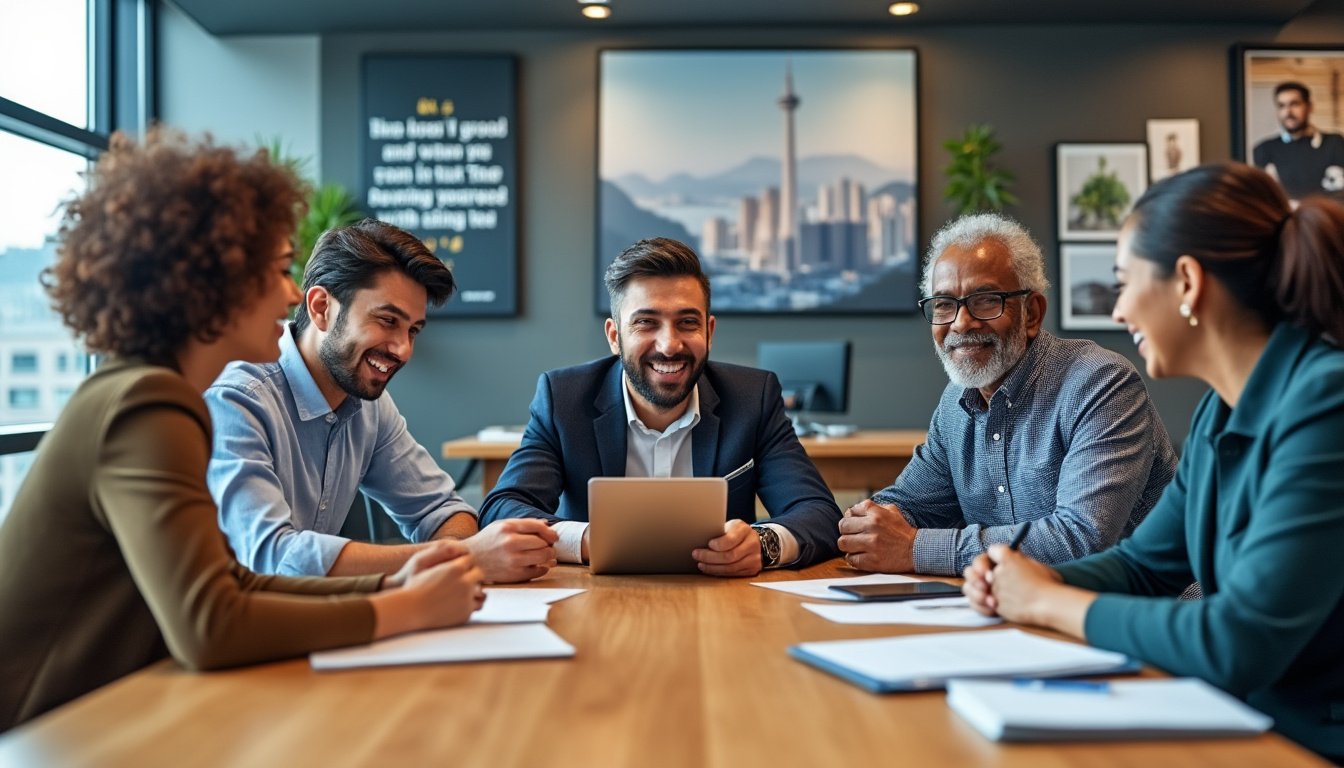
left=587, top=477, right=727, bottom=574
left=947, top=677, right=1273, bottom=741
left=789, top=628, right=1139, bottom=692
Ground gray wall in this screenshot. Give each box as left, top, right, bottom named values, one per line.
left=318, top=23, right=1291, bottom=475
left=159, top=3, right=321, bottom=162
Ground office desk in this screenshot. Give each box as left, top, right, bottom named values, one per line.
left=0, top=561, right=1320, bottom=768
left=442, top=429, right=926, bottom=495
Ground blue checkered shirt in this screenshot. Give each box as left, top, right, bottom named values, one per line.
left=873, top=331, right=1178, bottom=575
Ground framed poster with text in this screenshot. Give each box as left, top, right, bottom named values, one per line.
left=362, top=54, right=518, bottom=316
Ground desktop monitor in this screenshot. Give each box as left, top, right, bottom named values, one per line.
left=757, top=341, right=852, bottom=433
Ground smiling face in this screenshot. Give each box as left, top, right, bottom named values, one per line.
left=1112, top=224, right=1187, bottom=380
left=605, top=275, right=714, bottom=425
left=928, top=238, right=1042, bottom=397
left=221, top=240, right=302, bottom=364
left=317, top=269, right=428, bottom=401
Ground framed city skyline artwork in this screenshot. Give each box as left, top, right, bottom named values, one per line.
left=597, top=48, right=919, bottom=315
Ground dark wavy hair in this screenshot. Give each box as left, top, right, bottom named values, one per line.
left=1126, top=161, right=1344, bottom=343
left=604, top=237, right=711, bottom=320
left=43, top=127, right=306, bottom=364
left=292, top=219, right=455, bottom=334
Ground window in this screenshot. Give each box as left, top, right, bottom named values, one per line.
left=10, top=353, right=39, bottom=374
left=8, top=389, right=40, bottom=410
left=0, top=0, right=154, bottom=518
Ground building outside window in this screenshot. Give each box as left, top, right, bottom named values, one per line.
left=0, top=0, right=153, bottom=524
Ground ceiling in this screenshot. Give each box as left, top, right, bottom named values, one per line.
left=169, top=0, right=1323, bottom=36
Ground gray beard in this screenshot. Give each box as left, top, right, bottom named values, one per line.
left=934, top=321, right=1028, bottom=391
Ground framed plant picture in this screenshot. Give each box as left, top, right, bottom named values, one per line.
left=1060, top=243, right=1123, bottom=331
left=597, top=48, right=920, bottom=315
left=1055, top=143, right=1147, bottom=242
left=1233, top=45, right=1344, bottom=202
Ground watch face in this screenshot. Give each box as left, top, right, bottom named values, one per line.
left=757, top=527, right=781, bottom=566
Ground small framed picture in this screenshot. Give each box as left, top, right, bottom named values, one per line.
left=1056, top=143, right=1148, bottom=241
left=1060, top=243, right=1123, bottom=331
left=1146, top=119, right=1200, bottom=182
left=1234, top=45, right=1344, bottom=202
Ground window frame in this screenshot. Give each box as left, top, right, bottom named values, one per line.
left=0, top=0, right=154, bottom=458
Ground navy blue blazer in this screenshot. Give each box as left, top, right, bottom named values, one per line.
left=478, top=357, right=842, bottom=567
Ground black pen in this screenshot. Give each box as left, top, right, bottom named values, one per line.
left=1006, top=521, right=1030, bottom=551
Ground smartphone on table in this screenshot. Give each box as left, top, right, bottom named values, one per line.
left=827, top=582, right=963, bottom=601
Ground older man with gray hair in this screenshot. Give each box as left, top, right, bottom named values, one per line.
left=838, top=213, right=1177, bottom=576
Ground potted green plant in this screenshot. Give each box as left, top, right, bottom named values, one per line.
left=1070, top=156, right=1130, bottom=231
left=263, top=138, right=364, bottom=282
left=942, top=124, right=1017, bottom=214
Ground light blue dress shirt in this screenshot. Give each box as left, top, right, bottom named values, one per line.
left=205, top=324, right=474, bottom=576
left=873, top=331, right=1177, bottom=575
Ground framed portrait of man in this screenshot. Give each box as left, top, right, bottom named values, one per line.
left=1234, top=45, right=1344, bottom=202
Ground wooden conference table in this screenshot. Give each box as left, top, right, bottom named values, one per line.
left=0, top=561, right=1321, bottom=767
left=443, top=429, right=927, bottom=496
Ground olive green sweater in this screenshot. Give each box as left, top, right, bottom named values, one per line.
left=0, top=360, right=380, bottom=732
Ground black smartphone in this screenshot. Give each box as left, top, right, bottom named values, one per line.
left=828, top=582, right=963, bottom=601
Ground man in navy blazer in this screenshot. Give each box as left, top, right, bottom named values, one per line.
left=478, top=238, right=842, bottom=575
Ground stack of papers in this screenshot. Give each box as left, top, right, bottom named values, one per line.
left=311, top=587, right=584, bottom=670
left=471, top=587, right=585, bottom=624
left=752, top=573, right=921, bottom=601
left=789, top=628, right=1138, bottom=692
left=311, top=624, right=575, bottom=671
left=802, top=597, right=1001, bottom=628
left=948, top=678, right=1273, bottom=741
left=476, top=425, right=526, bottom=442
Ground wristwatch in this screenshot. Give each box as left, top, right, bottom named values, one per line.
left=753, top=525, right=781, bottom=568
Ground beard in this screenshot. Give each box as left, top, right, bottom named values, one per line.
left=318, top=307, right=401, bottom=401
left=934, top=317, right=1029, bottom=392
left=619, top=341, right=707, bottom=412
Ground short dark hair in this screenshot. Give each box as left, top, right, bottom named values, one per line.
left=44, top=127, right=305, bottom=364
left=1275, top=81, right=1311, bottom=103
left=1127, top=161, right=1344, bottom=343
left=293, top=218, right=455, bottom=333
left=604, top=237, right=711, bottom=319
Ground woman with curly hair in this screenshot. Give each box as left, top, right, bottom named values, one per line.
left=0, top=128, right=485, bottom=732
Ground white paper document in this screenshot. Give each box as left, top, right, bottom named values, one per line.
left=752, top=572, right=919, bottom=601
left=947, top=677, right=1274, bottom=741
left=311, top=623, right=576, bottom=671
left=470, top=587, right=586, bottom=624
left=789, top=629, right=1136, bottom=692
left=802, top=597, right=1002, bottom=627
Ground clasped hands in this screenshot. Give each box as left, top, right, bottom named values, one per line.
left=836, top=499, right=917, bottom=573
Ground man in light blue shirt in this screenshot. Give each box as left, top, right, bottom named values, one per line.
left=208, top=220, right=556, bottom=583
left=838, top=214, right=1177, bottom=576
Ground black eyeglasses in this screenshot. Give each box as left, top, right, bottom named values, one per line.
left=917, top=289, right=1032, bottom=325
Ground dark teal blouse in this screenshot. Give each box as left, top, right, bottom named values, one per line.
left=1057, top=323, right=1344, bottom=759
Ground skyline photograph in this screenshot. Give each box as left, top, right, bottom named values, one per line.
left=598, top=49, right=920, bottom=314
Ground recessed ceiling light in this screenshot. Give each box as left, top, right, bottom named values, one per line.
left=582, top=4, right=612, bottom=19
left=888, top=2, right=919, bottom=15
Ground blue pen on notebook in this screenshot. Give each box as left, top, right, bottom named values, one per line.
left=1013, top=678, right=1111, bottom=694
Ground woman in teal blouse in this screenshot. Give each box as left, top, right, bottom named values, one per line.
left=963, top=162, right=1344, bottom=760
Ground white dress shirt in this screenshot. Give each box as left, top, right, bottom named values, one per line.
left=553, top=374, right=798, bottom=565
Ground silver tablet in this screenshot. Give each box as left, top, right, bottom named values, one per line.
left=587, top=477, right=728, bottom=575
